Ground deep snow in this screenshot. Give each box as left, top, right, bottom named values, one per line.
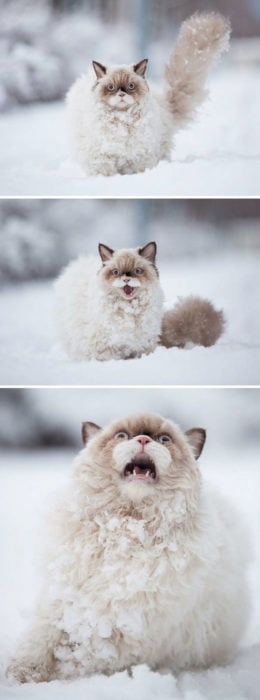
left=0, top=66, right=260, bottom=196
left=1, top=250, right=260, bottom=386
left=0, top=441, right=259, bottom=700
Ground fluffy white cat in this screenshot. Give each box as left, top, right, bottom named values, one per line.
left=66, top=13, right=230, bottom=176
left=54, top=242, right=224, bottom=362
left=7, top=412, right=249, bottom=682
left=54, top=242, right=164, bottom=361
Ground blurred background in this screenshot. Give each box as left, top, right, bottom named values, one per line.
left=1, top=198, right=260, bottom=284
left=1, top=0, right=260, bottom=112
left=0, top=387, right=259, bottom=452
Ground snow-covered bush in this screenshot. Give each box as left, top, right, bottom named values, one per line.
left=1, top=200, right=260, bottom=284
left=0, top=200, right=136, bottom=283
left=0, top=0, right=134, bottom=111
left=0, top=388, right=259, bottom=450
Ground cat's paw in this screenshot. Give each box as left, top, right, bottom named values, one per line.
left=6, top=658, right=51, bottom=684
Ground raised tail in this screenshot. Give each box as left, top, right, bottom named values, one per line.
left=160, top=296, right=225, bottom=349
left=164, top=12, right=231, bottom=129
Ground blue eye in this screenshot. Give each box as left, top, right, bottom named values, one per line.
left=157, top=435, right=172, bottom=444
left=112, top=269, right=119, bottom=276
left=135, top=268, right=143, bottom=275
left=115, top=431, right=129, bottom=440
left=107, top=84, right=115, bottom=92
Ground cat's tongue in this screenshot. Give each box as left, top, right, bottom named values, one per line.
left=123, top=285, right=134, bottom=296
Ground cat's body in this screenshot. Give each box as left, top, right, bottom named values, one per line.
left=7, top=413, right=249, bottom=683
left=67, top=72, right=172, bottom=176
left=54, top=244, right=164, bottom=361
left=54, top=242, right=224, bottom=362
left=67, top=13, right=230, bottom=177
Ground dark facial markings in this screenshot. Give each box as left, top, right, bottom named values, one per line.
left=105, top=82, right=137, bottom=95
left=109, top=268, right=145, bottom=279
left=157, top=435, right=173, bottom=444
left=114, top=431, right=129, bottom=440
left=113, top=431, right=173, bottom=444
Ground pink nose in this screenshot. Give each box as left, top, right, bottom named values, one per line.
left=119, top=92, right=125, bottom=98
left=124, top=277, right=130, bottom=282
left=137, top=435, right=151, bottom=446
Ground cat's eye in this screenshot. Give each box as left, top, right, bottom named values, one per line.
left=107, top=84, right=115, bottom=92
left=135, top=268, right=143, bottom=275
left=114, top=431, right=129, bottom=440
left=128, top=82, right=135, bottom=91
left=157, top=434, right=172, bottom=444
left=112, top=269, right=119, bottom=276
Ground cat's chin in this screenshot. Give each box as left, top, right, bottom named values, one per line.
left=106, top=96, right=135, bottom=112
left=110, top=102, right=132, bottom=112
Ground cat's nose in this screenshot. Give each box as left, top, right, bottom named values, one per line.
left=136, top=435, right=151, bottom=446
left=123, top=277, right=130, bottom=282
left=119, top=92, right=125, bottom=98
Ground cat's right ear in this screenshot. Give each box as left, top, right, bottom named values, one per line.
left=82, top=421, right=101, bottom=445
left=92, top=61, right=107, bottom=79
left=98, top=243, right=115, bottom=262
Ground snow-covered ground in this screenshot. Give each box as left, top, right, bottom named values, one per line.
left=1, top=249, right=259, bottom=386
left=1, top=439, right=259, bottom=699
left=0, top=66, right=260, bottom=196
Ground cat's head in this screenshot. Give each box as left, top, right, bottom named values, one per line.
left=92, top=59, right=149, bottom=110
left=77, top=413, right=205, bottom=510
left=98, top=242, right=158, bottom=301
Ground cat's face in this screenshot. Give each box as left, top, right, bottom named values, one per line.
left=92, top=59, right=149, bottom=111
left=80, top=413, right=205, bottom=505
left=98, top=242, right=158, bottom=301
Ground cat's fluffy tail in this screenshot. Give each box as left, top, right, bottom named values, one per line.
left=160, top=296, right=225, bottom=349
left=165, top=12, right=231, bottom=129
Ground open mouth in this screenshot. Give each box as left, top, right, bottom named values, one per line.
left=123, top=455, right=156, bottom=482
left=123, top=284, right=135, bottom=297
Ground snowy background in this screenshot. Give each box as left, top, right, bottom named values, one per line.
left=1, top=198, right=260, bottom=386
left=0, top=0, right=260, bottom=195
left=0, top=387, right=260, bottom=699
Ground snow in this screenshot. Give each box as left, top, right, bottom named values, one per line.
left=0, top=65, right=260, bottom=196
left=1, top=250, right=260, bottom=386
left=1, top=439, right=259, bottom=699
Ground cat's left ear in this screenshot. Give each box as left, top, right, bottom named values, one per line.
left=98, top=243, right=115, bottom=262
left=139, top=241, right=157, bottom=263
left=82, top=421, right=101, bottom=445
left=185, top=428, right=206, bottom=460
left=92, top=61, right=107, bottom=79
left=134, top=58, right=148, bottom=77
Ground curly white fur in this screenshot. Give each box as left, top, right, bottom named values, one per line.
left=54, top=253, right=164, bottom=361
left=7, top=413, right=249, bottom=683
left=66, top=13, right=230, bottom=176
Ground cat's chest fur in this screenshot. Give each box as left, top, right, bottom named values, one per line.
left=67, top=76, right=172, bottom=176
left=54, top=255, right=164, bottom=361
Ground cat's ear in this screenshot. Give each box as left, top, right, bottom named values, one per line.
left=133, top=58, right=148, bottom=77
left=185, top=428, right=206, bottom=460
left=92, top=61, right=107, bottom=79
left=98, top=243, right=115, bottom=262
left=82, top=421, right=101, bottom=445
left=139, top=241, right=157, bottom=263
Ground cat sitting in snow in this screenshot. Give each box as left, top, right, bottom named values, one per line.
left=6, top=413, right=249, bottom=682
left=54, top=242, right=224, bottom=362
left=67, top=12, right=230, bottom=176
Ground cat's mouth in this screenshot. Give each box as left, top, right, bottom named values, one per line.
left=123, top=455, right=156, bottom=482
left=123, top=284, right=136, bottom=297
